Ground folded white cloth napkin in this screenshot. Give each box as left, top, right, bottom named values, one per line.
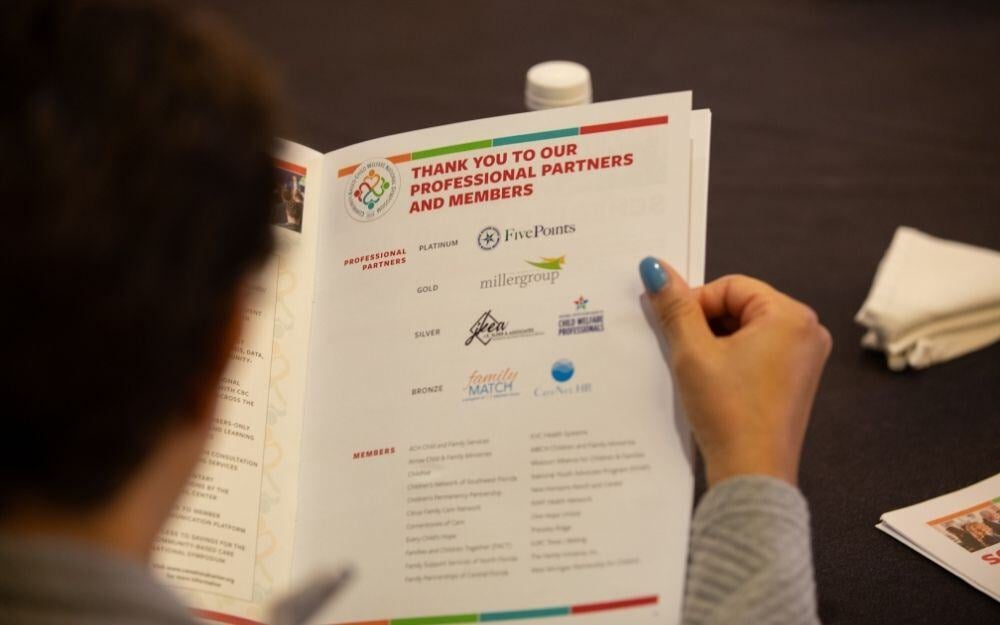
left=855, top=227, right=1000, bottom=370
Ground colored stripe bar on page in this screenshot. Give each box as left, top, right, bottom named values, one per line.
left=391, top=615, right=478, bottom=625
left=335, top=115, right=668, bottom=177
left=570, top=595, right=659, bottom=614
left=412, top=140, right=493, bottom=161
left=579, top=115, right=669, bottom=135
left=274, top=159, right=307, bottom=176
left=193, top=609, right=266, bottom=625
left=331, top=595, right=658, bottom=625
left=480, top=607, right=570, bottom=621
left=492, top=127, right=579, bottom=146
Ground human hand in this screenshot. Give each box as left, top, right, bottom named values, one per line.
left=639, top=257, right=832, bottom=486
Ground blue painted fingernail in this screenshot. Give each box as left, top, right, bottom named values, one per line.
left=639, top=256, right=668, bottom=294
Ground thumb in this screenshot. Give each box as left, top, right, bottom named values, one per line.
left=639, top=257, right=714, bottom=354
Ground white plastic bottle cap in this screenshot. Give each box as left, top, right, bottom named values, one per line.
left=525, top=61, right=592, bottom=110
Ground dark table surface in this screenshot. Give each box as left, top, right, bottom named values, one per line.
left=190, top=1, right=1000, bottom=622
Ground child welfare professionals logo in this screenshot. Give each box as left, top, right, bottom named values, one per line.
left=558, top=295, right=605, bottom=335
left=345, top=159, right=400, bottom=222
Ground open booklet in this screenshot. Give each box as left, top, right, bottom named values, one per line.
left=878, top=472, right=1000, bottom=602
left=150, top=92, right=711, bottom=625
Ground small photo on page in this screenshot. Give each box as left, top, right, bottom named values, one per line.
left=272, top=160, right=307, bottom=232
left=927, top=497, right=1000, bottom=553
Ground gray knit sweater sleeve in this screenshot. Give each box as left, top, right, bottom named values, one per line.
left=682, top=476, right=820, bottom=625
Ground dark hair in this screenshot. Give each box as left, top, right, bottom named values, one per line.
left=0, top=1, right=277, bottom=512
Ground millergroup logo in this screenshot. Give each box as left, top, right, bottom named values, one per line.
left=480, top=269, right=561, bottom=290
left=465, top=310, right=542, bottom=346
left=346, top=159, right=400, bottom=222
left=462, top=368, right=519, bottom=401
left=525, top=256, right=565, bottom=270
left=480, top=255, right=564, bottom=290
left=558, top=294, right=605, bottom=336
left=475, top=223, right=576, bottom=250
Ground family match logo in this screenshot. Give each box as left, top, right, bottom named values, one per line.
left=462, top=368, right=519, bottom=401
left=346, top=159, right=400, bottom=222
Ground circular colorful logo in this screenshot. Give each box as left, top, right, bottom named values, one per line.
left=477, top=226, right=501, bottom=251
left=346, top=159, right=400, bottom=222
left=551, top=359, right=574, bottom=382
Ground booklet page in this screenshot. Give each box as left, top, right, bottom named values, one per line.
left=879, top=472, right=1000, bottom=601
left=687, top=109, right=711, bottom=287
left=295, top=93, right=698, bottom=625
left=154, top=141, right=323, bottom=621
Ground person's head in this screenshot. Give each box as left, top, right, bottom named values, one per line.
left=945, top=525, right=965, bottom=537
left=1, top=0, right=276, bottom=537
left=982, top=509, right=998, bottom=523
left=964, top=522, right=993, bottom=542
left=282, top=176, right=304, bottom=225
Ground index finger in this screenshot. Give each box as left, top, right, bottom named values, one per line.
left=694, top=274, right=780, bottom=327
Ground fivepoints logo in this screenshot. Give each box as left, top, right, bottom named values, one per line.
left=476, top=223, right=576, bottom=250
left=480, top=255, right=564, bottom=290
left=534, top=359, right=593, bottom=398
left=477, top=226, right=501, bottom=250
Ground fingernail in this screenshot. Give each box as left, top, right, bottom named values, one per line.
left=639, top=256, right=668, bottom=294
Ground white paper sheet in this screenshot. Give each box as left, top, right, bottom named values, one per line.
left=294, top=93, right=699, bottom=625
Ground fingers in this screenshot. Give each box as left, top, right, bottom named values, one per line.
left=697, top=275, right=834, bottom=358
left=639, top=257, right=714, bottom=355
left=694, top=274, right=781, bottom=327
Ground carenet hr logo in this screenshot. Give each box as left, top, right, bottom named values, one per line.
left=346, top=159, right=400, bottom=222
left=534, top=359, right=593, bottom=398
